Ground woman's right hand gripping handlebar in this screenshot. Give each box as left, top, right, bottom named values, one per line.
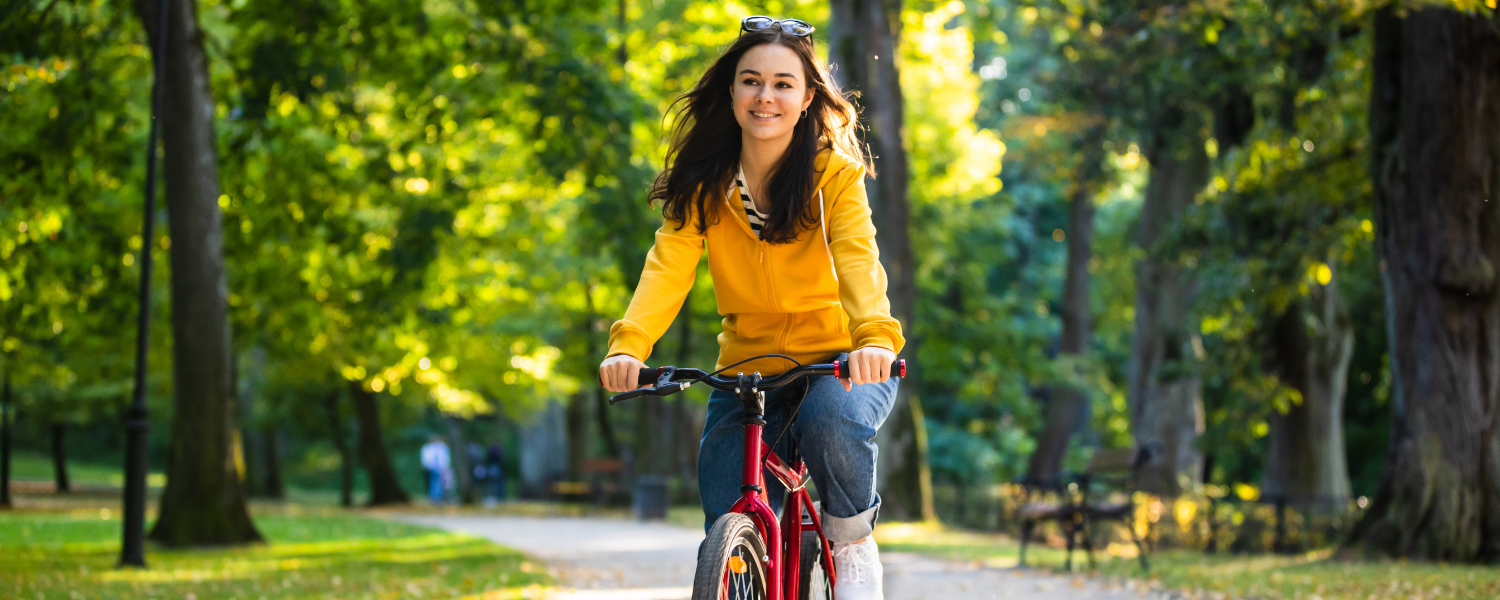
left=599, top=354, right=649, bottom=393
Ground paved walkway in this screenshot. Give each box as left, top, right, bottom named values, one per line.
left=396, top=514, right=1159, bottom=600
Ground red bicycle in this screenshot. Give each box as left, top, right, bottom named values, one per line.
left=609, top=356, right=906, bottom=600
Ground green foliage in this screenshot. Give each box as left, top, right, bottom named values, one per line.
left=0, top=0, right=157, bottom=424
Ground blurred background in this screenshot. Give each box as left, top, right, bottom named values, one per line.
left=3, top=0, right=1499, bottom=574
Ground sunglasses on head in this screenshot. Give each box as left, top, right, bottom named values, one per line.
left=741, top=15, right=815, bottom=37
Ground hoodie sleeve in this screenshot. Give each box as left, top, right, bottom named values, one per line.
left=606, top=210, right=706, bottom=362
left=825, top=164, right=906, bottom=355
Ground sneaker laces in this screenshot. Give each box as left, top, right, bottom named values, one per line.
left=832, top=541, right=878, bottom=584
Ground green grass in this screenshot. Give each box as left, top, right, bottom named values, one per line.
left=874, top=522, right=1500, bottom=600
left=9, top=451, right=166, bottom=489
left=0, top=507, right=552, bottom=600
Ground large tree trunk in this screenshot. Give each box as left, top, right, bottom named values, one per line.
left=323, top=390, right=354, bottom=507
left=828, top=0, right=932, bottom=522
left=1262, top=278, right=1354, bottom=509
left=350, top=383, right=410, bottom=506
left=1, top=375, right=11, bottom=508
left=1128, top=110, right=1210, bottom=497
left=1352, top=8, right=1500, bottom=562
left=51, top=423, right=69, bottom=494
left=138, top=0, right=259, bottom=545
left=1028, top=127, right=1106, bottom=484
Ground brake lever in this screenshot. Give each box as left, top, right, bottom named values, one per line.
left=609, top=366, right=689, bottom=405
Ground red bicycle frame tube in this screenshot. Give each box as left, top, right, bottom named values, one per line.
left=727, top=427, right=838, bottom=600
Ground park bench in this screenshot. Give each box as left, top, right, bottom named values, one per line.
left=1016, top=446, right=1152, bottom=572
left=551, top=458, right=627, bottom=505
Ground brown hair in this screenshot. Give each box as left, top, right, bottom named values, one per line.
left=650, top=26, right=870, bottom=243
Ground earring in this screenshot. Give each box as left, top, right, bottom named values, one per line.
left=801, top=109, right=807, bottom=119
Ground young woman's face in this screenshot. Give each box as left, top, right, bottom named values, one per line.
left=732, top=43, right=814, bottom=144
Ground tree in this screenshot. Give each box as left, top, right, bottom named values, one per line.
left=135, top=0, right=260, bottom=545
left=1027, top=125, right=1106, bottom=484
left=1128, top=108, right=1211, bottom=496
left=1352, top=6, right=1500, bottom=562
left=828, top=0, right=934, bottom=523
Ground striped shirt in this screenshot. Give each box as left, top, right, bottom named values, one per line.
left=736, top=164, right=770, bottom=240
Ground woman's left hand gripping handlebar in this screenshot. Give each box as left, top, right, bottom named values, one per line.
left=840, top=346, right=896, bottom=391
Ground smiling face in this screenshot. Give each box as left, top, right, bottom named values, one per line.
left=732, top=43, right=814, bottom=144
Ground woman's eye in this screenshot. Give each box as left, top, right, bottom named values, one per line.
left=743, top=79, right=758, bottom=85
left=777, top=83, right=792, bottom=89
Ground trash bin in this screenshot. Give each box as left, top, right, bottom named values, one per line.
left=634, top=475, right=668, bottom=521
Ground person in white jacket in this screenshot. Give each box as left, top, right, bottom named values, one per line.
left=419, top=436, right=452, bottom=504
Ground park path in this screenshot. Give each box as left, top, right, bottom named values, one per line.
left=396, top=513, right=1162, bottom=600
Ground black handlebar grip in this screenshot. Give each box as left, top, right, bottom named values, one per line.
left=834, top=359, right=907, bottom=379
left=637, top=368, right=659, bottom=386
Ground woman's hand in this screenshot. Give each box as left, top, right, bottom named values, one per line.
left=840, top=346, right=897, bottom=392
left=599, top=354, right=649, bottom=393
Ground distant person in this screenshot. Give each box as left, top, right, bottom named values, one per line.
left=419, top=435, right=452, bottom=504
left=483, top=443, right=506, bottom=502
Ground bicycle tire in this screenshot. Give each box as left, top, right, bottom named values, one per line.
left=798, top=530, right=833, bottom=600
left=693, top=513, right=770, bottom=600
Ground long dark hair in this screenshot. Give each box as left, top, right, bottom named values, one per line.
left=650, top=26, right=870, bottom=244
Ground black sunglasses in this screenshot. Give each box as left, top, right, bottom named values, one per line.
left=741, top=15, right=815, bottom=37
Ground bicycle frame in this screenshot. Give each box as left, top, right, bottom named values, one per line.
left=727, top=407, right=835, bottom=600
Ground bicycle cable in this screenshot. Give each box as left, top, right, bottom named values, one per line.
left=764, top=377, right=812, bottom=467
left=688, top=354, right=804, bottom=386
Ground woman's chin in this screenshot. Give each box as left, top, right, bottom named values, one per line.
left=741, top=126, right=793, bottom=143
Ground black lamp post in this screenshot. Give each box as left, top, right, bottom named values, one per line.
left=120, top=0, right=169, bottom=569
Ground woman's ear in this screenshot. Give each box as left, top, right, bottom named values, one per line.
left=802, top=88, right=814, bottom=111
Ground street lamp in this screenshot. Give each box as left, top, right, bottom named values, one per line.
left=120, top=0, right=169, bottom=569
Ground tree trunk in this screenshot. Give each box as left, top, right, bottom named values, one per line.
left=262, top=427, right=285, bottom=500
left=137, top=0, right=259, bottom=545
left=51, top=423, right=69, bottom=494
left=584, top=285, right=621, bottom=460
left=349, top=382, right=410, bottom=506
left=1028, top=127, right=1106, bottom=484
left=1352, top=8, right=1500, bottom=562
left=1, top=376, right=11, bottom=508
left=323, top=389, right=353, bottom=507
left=446, top=416, right=475, bottom=504
left=1127, top=110, right=1210, bottom=497
left=1262, top=279, right=1354, bottom=509
left=828, top=0, right=929, bottom=522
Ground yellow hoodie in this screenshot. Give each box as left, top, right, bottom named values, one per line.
left=607, top=149, right=904, bottom=375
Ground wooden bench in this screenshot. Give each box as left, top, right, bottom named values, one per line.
left=1017, top=447, right=1152, bottom=571
left=551, top=458, right=627, bottom=505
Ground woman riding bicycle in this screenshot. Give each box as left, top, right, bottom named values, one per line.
left=599, top=16, right=901, bottom=600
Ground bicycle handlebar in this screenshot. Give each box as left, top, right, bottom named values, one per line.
left=609, top=358, right=906, bottom=405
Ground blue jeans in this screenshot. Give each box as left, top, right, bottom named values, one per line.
left=427, top=469, right=445, bottom=503
left=697, top=356, right=898, bottom=544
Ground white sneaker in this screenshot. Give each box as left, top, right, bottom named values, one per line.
left=831, top=536, right=883, bottom=600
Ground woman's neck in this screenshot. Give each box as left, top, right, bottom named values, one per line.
left=739, top=130, right=794, bottom=198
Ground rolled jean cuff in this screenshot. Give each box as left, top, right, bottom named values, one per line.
left=821, top=498, right=881, bottom=543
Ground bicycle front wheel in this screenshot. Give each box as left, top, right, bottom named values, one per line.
left=693, top=513, right=770, bottom=600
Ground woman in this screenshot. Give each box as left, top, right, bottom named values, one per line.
left=599, top=16, right=901, bottom=599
